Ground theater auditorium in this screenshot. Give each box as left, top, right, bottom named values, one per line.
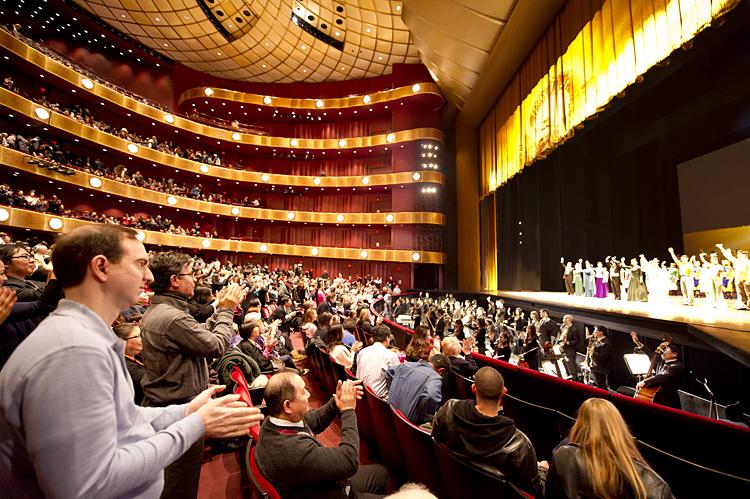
left=0, top=0, right=748, bottom=497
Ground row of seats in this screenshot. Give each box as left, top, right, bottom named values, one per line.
left=306, top=343, right=533, bottom=498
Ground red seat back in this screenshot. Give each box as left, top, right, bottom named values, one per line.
left=248, top=444, right=282, bottom=499
left=230, top=366, right=260, bottom=440
left=364, top=385, right=405, bottom=480
left=390, top=407, right=445, bottom=497
left=432, top=438, right=529, bottom=498
left=345, top=368, right=377, bottom=452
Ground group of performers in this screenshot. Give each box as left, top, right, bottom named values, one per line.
left=560, top=243, right=750, bottom=309
left=392, top=293, right=684, bottom=409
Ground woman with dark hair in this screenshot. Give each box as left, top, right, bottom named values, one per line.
left=326, top=324, right=361, bottom=369
left=495, top=332, right=512, bottom=362
left=520, top=325, right=540, bottom=371
left=112, top=321, right=145, bottom=405
left=546, top=398, right=674, bottom=498
left=192, top=286, right=213, bottom=305
left=237, top=321, right=274, bottom=373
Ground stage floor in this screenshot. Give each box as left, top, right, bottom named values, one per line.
left=495, top=291, right=750, bottom=333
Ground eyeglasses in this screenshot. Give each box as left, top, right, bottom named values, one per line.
left=175, top=272, right=195, bottom=279
left=126, top=335, right=142, bottom=341
left=11, top=254, right=31, bottom=260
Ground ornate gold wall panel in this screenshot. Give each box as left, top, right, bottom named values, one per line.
left=0, top=207, right=445, bottom=264
left=0, top=146, right=446, bottom=226
left=0, top=87, right=445, bottom=188
left=479, top=0, right=740, bottom=196
left=0, top=29, right=444, bottom=149
left=177, top=82, right=443, bottom=110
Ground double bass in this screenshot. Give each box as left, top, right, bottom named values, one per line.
left=634, top=335, right=673, bottom=402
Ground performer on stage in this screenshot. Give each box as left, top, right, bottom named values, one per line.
left=561, top=258, right=574, bottom=295
left=636, top=344, right=684, bottom=409
left=716, top=243, right=749, bottom=310
left=594, top=262, right=609, bottom=298
left=698, top=252, right=725, bottom=309
left=590, top=325, right=613, bottom=390
left=494, top=332, right=512, bottom=362
left=606, top=256, right=622, bottom=300
left=559, top=315, right=584, bottom=381
left=625, top=258, right=648, bottom=302
left=573, top=260, right=584, bottom=296
left=537, top=308, right=558, bottom=345
left=583, top=261, right=595, bottom=298
left=668, top=247, right=695, bottom=306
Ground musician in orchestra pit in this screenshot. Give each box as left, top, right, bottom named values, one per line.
left=520, top=325, right=541, bottom=371
left=636, top=344, right=684, bottom=409
left=590, top=325, right=613, bottom=389
left=537, top=309, right=558, bottom=345
left=560, top=315, right=585, bottom=381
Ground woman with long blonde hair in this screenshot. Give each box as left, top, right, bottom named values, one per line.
left=546, top=398, right=673, bottom=498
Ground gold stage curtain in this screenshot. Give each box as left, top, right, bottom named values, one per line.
left=480, top=0, right=739, bottom=197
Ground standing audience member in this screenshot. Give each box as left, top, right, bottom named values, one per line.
left=255, top=372, right=389, bottom=498
left=432, top=367, right=545, bottom=497
left=386, top=353, right=450, bottom=425
left=546, top=398, right=674, bottom=498
left=0, top=224, right=261, bottom=498
left=1, top=243, right=45, bottom=301
left=141, top=251, right=248, bottom=499
left=355, top=325, right=400, bottom=398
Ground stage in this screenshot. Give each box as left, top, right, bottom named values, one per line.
left=494, top=291, right=750, bottom=367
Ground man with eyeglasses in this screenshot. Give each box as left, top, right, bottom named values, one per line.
left=140, top=251, right=248, bottom=499
left=0, top=243, right=46, bottom=301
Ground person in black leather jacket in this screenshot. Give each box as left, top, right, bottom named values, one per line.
left=432, top=367, right=544, bottom=497
left=546, top=398, right=674, bottom=499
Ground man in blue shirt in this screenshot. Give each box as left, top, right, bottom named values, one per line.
left=0, top=224, right=262, bottom=498
left=385, top=354, right=450, bottom=425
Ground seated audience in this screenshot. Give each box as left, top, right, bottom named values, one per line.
left=432, top=367, right=544, bottom=497
left=237, top=320, right=275, bottom=373
left=341, top=318, right=358, bottom=348
left=355, top=325, right=401, bottom=398
left=255, top=372, right=388, bottom=498
left=327, top=324, right=361, bottom=369
left=442, top=336, right=478, bottom=377
left=546, top=398, right=674, bottom=498
left=386, top=353, right=450, bottom=425
left=113, top=320, right=146, bottom=405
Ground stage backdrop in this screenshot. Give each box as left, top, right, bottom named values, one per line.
left=492, top=3, right=750, bottom=291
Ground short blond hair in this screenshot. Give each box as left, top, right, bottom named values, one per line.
left=441, top=336, right=461, bottom=357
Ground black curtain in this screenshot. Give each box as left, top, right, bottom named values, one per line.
left=496, top=6, right=750, bottom=291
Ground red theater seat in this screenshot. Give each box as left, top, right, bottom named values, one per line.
left=364, top=385, right=405, bottom=481
left=390, top=407, right=445, bottom=498
left=345, top=368, right=378, bottom=453
left=230, top=366, right=260, bottom=440
left=246, top=444, right=282, bottom=499
left=432, top=439, right=531, bottom=499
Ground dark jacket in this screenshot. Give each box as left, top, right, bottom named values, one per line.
left=562, top=324, right=585, bottom=354
left=432, top=399, right=542, bottom=497
left=449, top=354, right=478, bottom=378
left=643, top=360, right=684, bottom=409
left=0, top=279, right=63, bottom=369
left=187, top=298, right=215, bottom=323
left=237, top=338, right=274, bottom=373
left=546, top=444, right=674, bottom=499
left=140, top=292, right=234, bottom=405
left=4, top=275, right=46, bottom=302
left=255, top=399, right=358, bottom=499
left=591, top=337, right=613, bottom=374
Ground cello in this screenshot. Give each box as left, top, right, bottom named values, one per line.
left=634, top=335, right=673, bottom=402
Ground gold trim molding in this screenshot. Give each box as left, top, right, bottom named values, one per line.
left=0, top=207, right=445, bottom=264
left=0, top=87, right=445, bottom=188
left=0, top=29, right=444, bottom=150
left=0, top=146, right=446, bottom=227
left=177, top=82, right=443, bottom=110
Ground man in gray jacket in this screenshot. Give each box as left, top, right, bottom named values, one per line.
left=141, top=251, right=247, bottom=499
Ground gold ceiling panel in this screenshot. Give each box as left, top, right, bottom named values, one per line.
left=0, top=86, right=445, bottom=188
left=0, top=208, right=445, bottom=264
left=0, top=146, right=446, bottom=227
left=73, top=0, right=420, bottom=83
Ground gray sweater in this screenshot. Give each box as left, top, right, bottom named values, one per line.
left=255, top=399, right=359, bottom=499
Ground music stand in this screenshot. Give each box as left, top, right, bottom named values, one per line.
left=624, top=353, right=651, bottom=378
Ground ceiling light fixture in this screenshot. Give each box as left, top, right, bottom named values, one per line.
left=204, top=87, right=214, bottom=96
left=315, top=99, right=324, bottom=108
left=127, top=143, right=139, bottom=154
left=89, top=177, right=102, bottom=188
left=33, top=107, right=50, bottom=120
left=164, top=114, right=175, bottom=123
left=232, top=132, right=241, bottom=141
left=311, top=247, right=319, bottom=256
left=81, top=78, right=94, bottom=89
left=201, top=239, right=211, bottom=248
left=412, top=83, right=421, bottom=92
left=386, top=133, right=396, bottom=143
left=48, top=217, right=63, bottom=230
left=263, top=96, right=272, bottom=105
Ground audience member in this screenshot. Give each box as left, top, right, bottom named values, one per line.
left=140, top=251, right=248, bottom=499
left=546, top=398, right=674, bottom=498
left=386, top=353, right=450, bottom=425
left=432, top=367, right=544, bottom=497
left=442, top=336, right=478, bottom=377
left=255, top=372, right=389, bottom=498
left=355, top=325, right=400, bottom=398
left=327, top=323, right=361, bottom=369
left=113, top=320, right=146, bottom=405
left=0, top=243, right=45, bottom=301
left=0, top=224, right=261, bottom=498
